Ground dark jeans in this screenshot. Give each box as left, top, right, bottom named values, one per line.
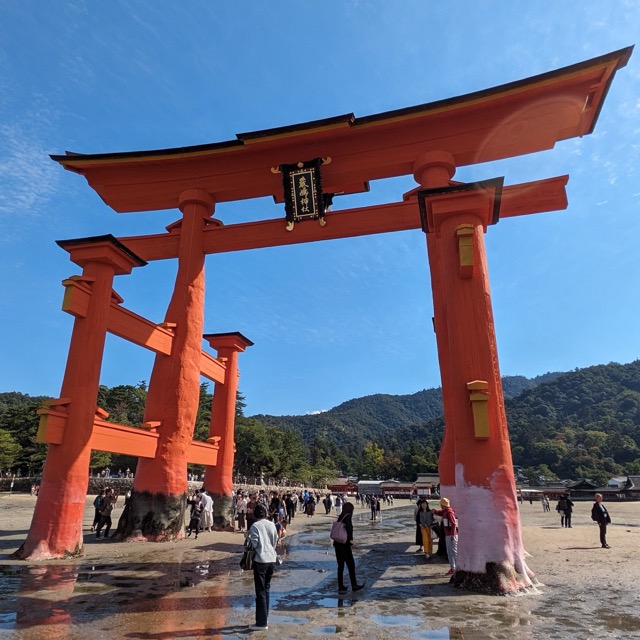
left=564, top=513, right=572, bottom=527
left=599, top=522, right=608, bottom=546
left=334, top=543, right=357, bottom=589
left=253, top=561, right=275, bottom=627
left=96, top=515, right=112, bottom=537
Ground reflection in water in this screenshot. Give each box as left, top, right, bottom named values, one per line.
left=15, top=565, right=79, bottom=639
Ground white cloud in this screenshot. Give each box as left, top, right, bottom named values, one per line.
left=0, top=108, right=60, bottom=235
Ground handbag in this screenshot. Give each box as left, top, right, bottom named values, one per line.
left=330, top=519, right=348, bottom=544
left=239, top=537, right=255, bottom=571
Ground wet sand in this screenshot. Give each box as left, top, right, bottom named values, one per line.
left=0, top=494, right=639, bottom=639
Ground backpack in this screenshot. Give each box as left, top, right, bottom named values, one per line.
left=330, top=519, right=348, bottom=544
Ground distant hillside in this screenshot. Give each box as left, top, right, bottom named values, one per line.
left=252, top=373, right=562, bottom=470
left=253, top=364, right=640, bottom=484
left=4, top=363, right=640, bottom=486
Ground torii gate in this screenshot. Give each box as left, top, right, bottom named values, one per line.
left=19, top=47, right=631, bottom=594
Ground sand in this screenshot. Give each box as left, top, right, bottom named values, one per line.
left=0, top=493, right=639, bottom=639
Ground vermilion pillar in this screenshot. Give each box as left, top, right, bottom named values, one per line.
left=124, top=189, right=215, bottom=540
left=414, top=153, right=457, bottom=494
left=203, top=332, right=253, bottom=530
left=417, top=153, right=534, bottom=594
left=17, top=236, right=144, bottom=559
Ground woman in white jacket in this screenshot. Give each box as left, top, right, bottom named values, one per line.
left=248, top=504, right=278, bottom=631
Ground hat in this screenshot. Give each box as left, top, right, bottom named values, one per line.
left=440, top=497, right=450, bottom=507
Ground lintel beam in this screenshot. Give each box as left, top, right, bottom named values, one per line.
left=119, top=176, right=569, bottom=262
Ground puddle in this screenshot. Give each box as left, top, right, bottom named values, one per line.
left=600, top=611, right=640, bottom=632
left=370, top=613, right=422, bottom=627
left=267, top=613, right=310, bottom=625
left=1, top=505, right=636, bottom=639
left=0, top=612, right=16, bottom=629
left=312, top=625, right=340, bottom=635
left=412, top=629, right=464, bottom=639
left=317, top=598, right=352, bottom=608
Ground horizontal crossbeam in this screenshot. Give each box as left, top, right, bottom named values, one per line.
left=119, top=176, right=568, bottom=262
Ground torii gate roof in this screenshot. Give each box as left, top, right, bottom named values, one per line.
left=51, top=47, right=632, bottom=214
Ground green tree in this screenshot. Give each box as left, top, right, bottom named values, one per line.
left=0, top=429, right=20, bottom=471
left=236, top=390, right=247, bottom=418
left=361, top=442, right=385, bottom=479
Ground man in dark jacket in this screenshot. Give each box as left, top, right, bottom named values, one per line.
left=591, top=493, right=612, bottom=549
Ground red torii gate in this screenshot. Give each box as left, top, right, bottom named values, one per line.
left=19, top=47, right=631, bottom=593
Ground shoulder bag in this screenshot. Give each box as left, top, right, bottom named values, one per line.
left=239, top=536, right=256, bottom=571
left=330, top=519, right=348, bottom=544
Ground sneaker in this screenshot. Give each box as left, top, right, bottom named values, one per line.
left=445, top=569, right=455, bottom=576
left=602, top=544, right=611, bottom=549
left=415, top=548, right=423, bottom=553
left=338, top=587, right=348, bottom=595
left=352, top=584, right=365, bottom=592
left=249, top=625, right=268, bottom=631
left=95, top=535, right=101, bottom=539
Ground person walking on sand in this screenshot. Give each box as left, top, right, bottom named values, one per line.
left=333, top=502, right=365, bottom=595
left=248, top=504, right=278, bottom=631
left=414, top=498, right=425, bottom=552
left=418, top=500, right=435, bottom=558
left=95, top=487, right=118, bottom=539
left=433, top=497, right=458, bottom=576
left=199, top=490, right=214, bottom=532
left=91, top=490, right=105, bottom=532
left=556, top=495, right=567, bottom=527
left=558, top=493, right=574, bottom=528
left=591, top=493, right=612, bottom=549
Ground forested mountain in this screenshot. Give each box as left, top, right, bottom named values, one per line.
left=2, top=363, right=640, bottom=486
left=252, top=374, right=562, bottom=475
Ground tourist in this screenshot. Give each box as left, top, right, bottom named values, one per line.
left=249, top=504, right=278, bottom=631
left=199, top=490, right=214, bottom=531
left=433, top=497, right=458, bottom=575
left=305, top=495, right=316, bottom=517
left=91, top=490, right=105, bottom=532
left=332, top=501, right=365, bottom=595
left=246, top=492, right=259, bottom=531
left=591, top=493, right=611, bottom=548
left=414, top=498, right=425, bottom=552
left=284, top=493, right=295, bottom=524
left=95, top=487, right=118, bottom=539
left=236, top=492, right=247, bottom=532
left=557, top=494, right=574, bottom=528
left=186, top=491, right=203, bottom=539
left=370, top=496, right=377, bottom=520
left=268, top=491, right=281, bottom=523
left=335, top=494, right=343, bottom=517
left=556, top=495, right=567, bottom=526
left=418, top=500, right=435, bottom=558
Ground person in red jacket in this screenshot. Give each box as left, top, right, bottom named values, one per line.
left=433, top=497, right=458, bottom=576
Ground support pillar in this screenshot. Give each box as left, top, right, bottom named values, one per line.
left=16, top=236, right=144, bottom=559
left=415, top=153, right=534, bottom=594
left=414, top=152, right=457, bottom=495
left=123, top=189, right=215, bottom=541
left=203, top=332, right=253, bottom=530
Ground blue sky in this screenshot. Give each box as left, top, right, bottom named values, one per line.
left=1, top=2, right=638, bottom=417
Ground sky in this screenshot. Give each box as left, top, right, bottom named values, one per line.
left=0, top=2, right=639, bottom=417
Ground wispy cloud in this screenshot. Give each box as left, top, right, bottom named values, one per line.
left=0, top=106, right=60, bottom=240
